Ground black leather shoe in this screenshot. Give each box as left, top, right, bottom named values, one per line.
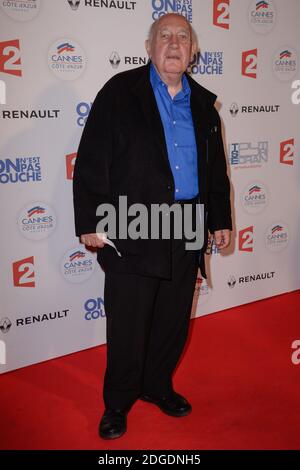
left=99, top=409, right=127, bottom=439
left=140, top=392, right=192, bottom=417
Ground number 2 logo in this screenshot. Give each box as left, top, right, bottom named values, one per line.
left=239, top=226, right=254, bottom=252
left=280, top=139, right=294, bottom=166
left=0, top=39, right=22, bottom=77
left=13, top=256, right=35, bottom=287
left=242, top=49, right=258, bottom=79
left=213, top=0, right=230, bottom=30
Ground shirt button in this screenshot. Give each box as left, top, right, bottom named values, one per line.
left=174, top=142, right=178, bottom=147
left=175, top=165, right=180, bottom=170
left=175, top=189, right=179, bottom=193
left=173, top=121, right=176, bottom=125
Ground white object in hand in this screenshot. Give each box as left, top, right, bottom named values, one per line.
left=97, top=233, right=122, bottom=257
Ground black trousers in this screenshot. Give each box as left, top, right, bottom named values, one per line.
left=102, top=235, right=199, bottom=411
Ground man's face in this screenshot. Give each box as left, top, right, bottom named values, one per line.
left=146, top=15, right=196, bottom=78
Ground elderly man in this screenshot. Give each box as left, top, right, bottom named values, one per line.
left=73, top=13, right=232, bottom=439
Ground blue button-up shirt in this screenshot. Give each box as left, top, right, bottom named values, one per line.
left=150, top=62, right=199, bottom=200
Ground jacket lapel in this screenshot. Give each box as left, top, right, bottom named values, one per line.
left=188, top=77, right=213, bottom=204
left=131, top=64, right=173, bottom=179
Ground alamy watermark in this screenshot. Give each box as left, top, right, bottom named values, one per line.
left=96, top=196, right=205, bottom=251
left=291, top=339, right=300, bottom=365
left=0, top=340, right=6, bottom=365
left=0, top=80, right=6, bottom=104
left=291, top=79, right=300, bottom=104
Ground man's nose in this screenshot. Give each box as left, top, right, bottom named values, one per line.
left=169, top=34, right=180, bottom=47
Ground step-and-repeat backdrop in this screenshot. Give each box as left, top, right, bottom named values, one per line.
left=1, top=0, right=299, bottom=372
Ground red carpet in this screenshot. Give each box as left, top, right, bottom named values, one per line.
left=1, top=290, right=300, bottom=450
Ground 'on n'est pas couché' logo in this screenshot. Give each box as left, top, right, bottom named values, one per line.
left=248, top=0, right=276, bottom=34
left=48, top=39, right=86, bottom=80
left=0, top=0, right=40, bottom=21
left=272, top=46, right=298, bottom=82
left=241, top=181, right=269, bottom=215
left=84, top=297, right=106, bottom=320
left=151, top=0, right=192, bottom=21
left=76, top=101, right=93, bottom=127
left=265, top=223, right=289, bottom=252
left=61, top=247, right=96, bottom=283
left=18, top=202, right=56, bottom=240
left=0, top=157, right=41, bottom=184
left=189, top=51, right=223, bottom=75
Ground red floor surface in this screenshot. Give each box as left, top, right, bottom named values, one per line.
left=1, top=290, right=300, bottom=450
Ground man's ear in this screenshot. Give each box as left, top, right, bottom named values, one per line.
left=190, top=41, right=197, bottom=62
left=145, top=39, right=151, bottom=58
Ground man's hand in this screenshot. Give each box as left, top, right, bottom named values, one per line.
left=80, top=233, right=106, bottom=248
left=213, top=229, right=231, bottom=250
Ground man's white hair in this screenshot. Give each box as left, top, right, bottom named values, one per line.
left=147, top=13, right=198, bottom=49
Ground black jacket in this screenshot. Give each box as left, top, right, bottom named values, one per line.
left=73, top=63, right=232, bottom=279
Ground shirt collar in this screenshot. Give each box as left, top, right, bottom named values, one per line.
left=150, top=62, right=190, bottom=100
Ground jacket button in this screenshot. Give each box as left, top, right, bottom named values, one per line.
left=167, top=185, right=171, bottom=190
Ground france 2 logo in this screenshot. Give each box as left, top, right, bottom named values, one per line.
left=213, top=0, right=230, bottom=30
left=242, top=48, right=258, bottom=78
left=239, top=226, right=254, bottom=252
left=0, top=39, right=22, bottom=77
left=280, top=138, right=294, bottom=166
left=13, top=256, right=35, bottom=287
left=66, top=152, right=77, bottom=180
